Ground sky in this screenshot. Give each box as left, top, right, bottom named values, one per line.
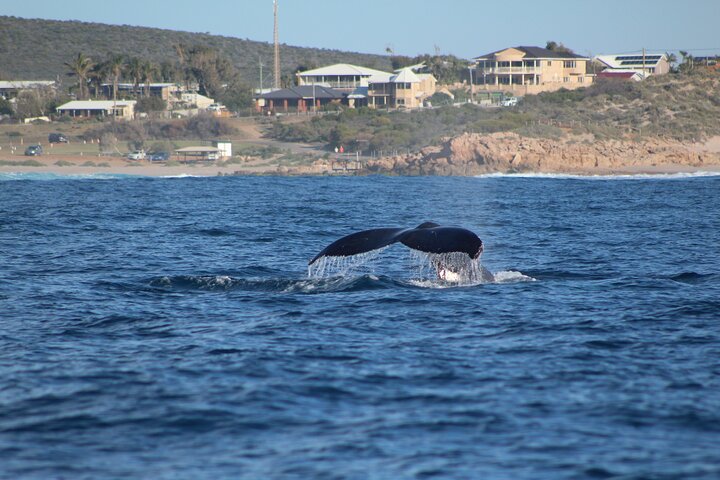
left=4, top=0, right=720, bottom=59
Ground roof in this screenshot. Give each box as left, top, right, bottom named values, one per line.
left=57, top=100, right=136, bottom=110
left=391, top=68, right=421, bottom=83
left=595, top=53, right=667, bottom=69
left=175, top=146, right=220, bottom=153
left=0, top=80, right=55, bottom=89
left=260, top=86, right=346, bottom=100
left=101, top=82, right=176, bottom=88
left=475, top=46, right=587, bottom=60
left=297, top=63, right=391, bottom=77
left=347, top=87, right=368, bottom=99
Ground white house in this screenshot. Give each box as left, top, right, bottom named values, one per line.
left=296, top=64, right=392, bottom=91
left=594, top=53, right=670, bottom=78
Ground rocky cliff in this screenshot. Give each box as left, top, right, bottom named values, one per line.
left=364, top=133, right=720, bottom=176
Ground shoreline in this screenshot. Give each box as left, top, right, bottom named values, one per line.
left=2, top=154, right=720, bottom=178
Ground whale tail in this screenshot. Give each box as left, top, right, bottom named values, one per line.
left=308, top=222, right=483, bottom=265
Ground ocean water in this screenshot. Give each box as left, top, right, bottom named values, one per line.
left=1, top=173, right=719, bottom=479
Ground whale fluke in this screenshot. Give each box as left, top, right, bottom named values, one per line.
left=309, top=222, right=483, bottom=265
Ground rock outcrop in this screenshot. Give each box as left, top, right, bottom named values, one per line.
left=365, top=132, right=720, bottom=175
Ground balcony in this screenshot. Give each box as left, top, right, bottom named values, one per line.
left=476, top=67, right=541, bottom=75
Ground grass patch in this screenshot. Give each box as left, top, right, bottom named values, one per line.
left=0, top=159, right=43, bottom=167
left=81, top=161, right=97, bottom=167
left=54, top=160, right=76, bottom=166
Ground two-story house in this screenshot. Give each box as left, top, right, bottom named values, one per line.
left=472, top=46, right=593, bottom=94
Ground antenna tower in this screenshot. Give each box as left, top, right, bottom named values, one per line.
left=273, top=0, right=280, bottom=89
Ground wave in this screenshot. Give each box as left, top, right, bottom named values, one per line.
left=474, top=171, right=720, bottom=180
left=0, top=172, right=142, bottom=181
left=147, top=269, right=535, bottom=294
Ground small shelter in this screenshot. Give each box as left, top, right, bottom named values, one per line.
left=174, top=146, right=220, bottom=162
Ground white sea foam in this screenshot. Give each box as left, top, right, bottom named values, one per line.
left=0, top=172, right=140, bottom=181
left=474, top=171, right=720, bottom=180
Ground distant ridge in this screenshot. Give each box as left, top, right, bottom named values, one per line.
left=0, top=16, right=392, bottom=83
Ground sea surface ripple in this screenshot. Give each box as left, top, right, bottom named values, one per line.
left=1, top=174, right=719, bottom=479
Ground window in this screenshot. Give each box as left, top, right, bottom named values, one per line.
left=396, top=98, right=405, bottom=105
left=563, top=77, right=570, bottom=83
left=578, top=76, right=584, bottom=83
left=547, top=61, right=552, bottom=67
left=564, top=60, right=576, bottom=69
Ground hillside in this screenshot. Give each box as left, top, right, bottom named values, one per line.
left=269, top=71, right=720, bottom=152
left=0, top=16, right=392, bottom=83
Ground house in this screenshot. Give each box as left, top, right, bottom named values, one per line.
left=100, top=83, right=178, bottom=101
left=56, top=100, right=136, bottom=120
left=296, top=64, right=392, bottom=92
left=596, top=70, right=644, bottom=82
left=255, top=85, right=345, bottom=113
left=692, top=56, right=720, bottom=71
left=594, top=53, right=670, bottom=78
left=367, top=68, right=437, bottom=109
left=472, top=46, right=594, bottom=94
left=0, top=80, right=56, bottom=99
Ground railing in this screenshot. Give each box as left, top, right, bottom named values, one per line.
left=476, top=67, right=541, bottom=75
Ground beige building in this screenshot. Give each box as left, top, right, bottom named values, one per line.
left=367, top=68, right=437, bottom=109
left=56, top=100, right=136, bottom=120
left=296, top=64, right=392, bottom=92
left=473, top=46, right=593, bottom=94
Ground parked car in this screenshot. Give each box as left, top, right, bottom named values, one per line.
left=48, top=133, right=69, bottom=143
left=501, top=96, right=519, bottom=107
left=24, top=144, right=43, bottom=156
left=126, top=150, right=146, bottom=160
left=207, top=103, right=225, bottom=112
left=149, top=152, right=170, bottom=162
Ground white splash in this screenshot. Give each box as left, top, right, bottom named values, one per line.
left=307, top=248, right=388, bottom=279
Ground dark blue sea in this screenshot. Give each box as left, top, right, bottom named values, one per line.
left=1, top=172, right=719, bottom=479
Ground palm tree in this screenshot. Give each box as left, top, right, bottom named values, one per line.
left=64, top=52, right=93, bottom=99
left=89, top=61, right=108, bottom=98
left=140, top=60, right=158, bottom=97
left=106, top=54, right=125, bottom=100
left=125, top=57, right=144, bottom=97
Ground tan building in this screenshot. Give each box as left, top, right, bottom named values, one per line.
left=367, top=68, right=437, bottom=109
left=56, top=100, right=136, bottom=120
left=473, top=46, right=593, bottom=94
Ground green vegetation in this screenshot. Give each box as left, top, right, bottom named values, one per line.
left=268, top=72, right=720, bottom=151
left=82, top=115, right=237, bottom=150
left=54, top=160, right=76, bottom=166
left=0, top=159, right=43, bottom=166
left=0, top=16, right=391, bottom=83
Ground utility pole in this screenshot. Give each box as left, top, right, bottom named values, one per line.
left=273, top=0, right=280, bottom=89
left=642, top=47, right=646, bottom=79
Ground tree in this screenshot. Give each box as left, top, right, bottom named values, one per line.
left=545, top=41, right=575, bottom=54
left=64, top=52, right=93, bottom=99
left=679, top=51, right=694, bottom=73
left=0, top=96, right=13, bottom=115
left=106, top=54, right=126, bottom=100
left=125, top=57, right=144, bottom=96
left=140, top=60, right=158, bottom=97
left=89, top=61, right=108, bottom=99
left=181, top=45, right=238, bottom=97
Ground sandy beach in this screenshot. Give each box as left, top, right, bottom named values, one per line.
left=3, top=152, right=720, bottom=178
